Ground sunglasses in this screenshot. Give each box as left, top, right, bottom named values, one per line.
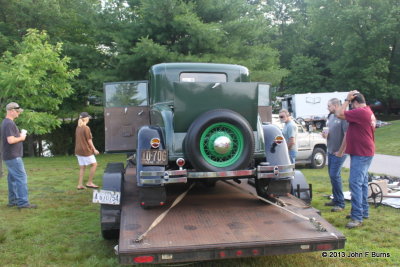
left=279, top=115, right=285, bottom=119
left=12, top=107, right=21, bottom=109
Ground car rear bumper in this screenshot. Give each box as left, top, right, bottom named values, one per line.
left=139, top=163, right=295, bottom=185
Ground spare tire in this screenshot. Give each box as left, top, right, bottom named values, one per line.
left=184, top=109, right=255, bottom=172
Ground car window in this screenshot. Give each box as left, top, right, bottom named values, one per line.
left=180, top=73, right=227, bottom=83
left=297, top=124, right=304, bottom=133
left=104, top=82, right=148, bottom=107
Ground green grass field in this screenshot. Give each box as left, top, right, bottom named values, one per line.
left=0, top=120, right=399, bottom=266
left=375, top=120, right=400, bottom=156
left=1, top=155, right=399, bottom=267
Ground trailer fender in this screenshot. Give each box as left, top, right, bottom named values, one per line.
left=100, top=162, right=124, bottom=240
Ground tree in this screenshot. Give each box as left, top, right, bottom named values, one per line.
left=0, top=29, right=79, bottom=137
left=284, top=55, right=324, bottom=93
left=104, top=0, right=287, bottom=84
left=307, top=0, right=400, bottom=104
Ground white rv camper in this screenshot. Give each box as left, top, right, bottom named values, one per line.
left=282, top=92, right=348, bottom=129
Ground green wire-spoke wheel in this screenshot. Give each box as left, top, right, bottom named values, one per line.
left=185, top=109, right=254, bottom=172
left=200, top=122, right=244, bottom=168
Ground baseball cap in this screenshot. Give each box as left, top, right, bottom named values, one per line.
left=6, top=102, right=23, bottom=113
left=79, top=112, right=92, bottom=119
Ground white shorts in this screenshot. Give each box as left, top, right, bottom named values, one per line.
left=76, top=155, right=97, bottom=166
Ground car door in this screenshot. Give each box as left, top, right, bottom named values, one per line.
left=104, top=81, right=149, bottom=152
left=296, top=122, right=311, bottom=161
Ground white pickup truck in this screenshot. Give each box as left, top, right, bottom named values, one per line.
left=272, top=115, right=327, bottom=168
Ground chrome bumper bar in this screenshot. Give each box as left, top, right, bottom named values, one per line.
left=139, top=164, right=295, bottom=185
left=257, top=164, right=295, bottom=179
left=140, top=170, right=188, bottom=185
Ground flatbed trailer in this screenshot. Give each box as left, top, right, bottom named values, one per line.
left=116, top=166, right=346, bottom=265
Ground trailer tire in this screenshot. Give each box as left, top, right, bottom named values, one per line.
left=310, top=147, right=326, bottom=169
left=185, top=109, right=254, bottom=172
left=101, top=228, right=119, bottom=240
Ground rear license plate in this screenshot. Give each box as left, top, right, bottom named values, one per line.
left=92, top=190, right=121, bottom=205
left=141, top=149, right=168, bottom=165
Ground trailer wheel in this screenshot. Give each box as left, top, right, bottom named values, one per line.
left=185, top=109, right=254, bottom=172
left=101, top=229, right=119, bottom=240
left=101, top=205, right=120, bottom=240
left=310, top=147, right=326, bottom=169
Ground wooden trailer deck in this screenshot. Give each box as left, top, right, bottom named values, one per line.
left=118, top=167, right=345, bottom=264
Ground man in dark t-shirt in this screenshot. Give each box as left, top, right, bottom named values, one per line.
left=336, top=91, right=375, bottom=229
left=1, top=102, right=37, bottom=209
left=323, top=98, right=348, bottom=212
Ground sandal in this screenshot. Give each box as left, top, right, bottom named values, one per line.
left=86, top=184, right=99, bottom=189
left=77, top=186, right=86, bottom=190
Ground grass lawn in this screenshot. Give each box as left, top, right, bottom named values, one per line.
left=375, top=120, right=400, bottom=156
left=1, top=155, right=399, bottom=266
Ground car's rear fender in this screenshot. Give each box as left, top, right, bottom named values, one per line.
left=136, top=125, right=166, bottom=187
left=262, top=124, right=292, bottom=166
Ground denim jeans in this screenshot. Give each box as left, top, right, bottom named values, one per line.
left=349, top=155, right=373, bottom=221
left=328, top=153, right=347, bottom=208
left=4, top=157, right=29, bottom=207
left=289, top=150, right=297, bottom=164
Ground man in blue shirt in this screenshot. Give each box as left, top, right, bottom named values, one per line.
left=279, top=109, right=297, bottom=164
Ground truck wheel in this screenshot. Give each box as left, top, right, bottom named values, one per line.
left=185, top=109, right=255, bottom=172
left=310, top=147, right=326, bottom=169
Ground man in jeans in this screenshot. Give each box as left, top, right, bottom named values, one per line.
left=1, top=102, right=37, bottom=209
left=336, top=91, right=375, bottom=228
left=279, top=109, right=297, bottom=164
left=323, top=98, right=348, bottom=212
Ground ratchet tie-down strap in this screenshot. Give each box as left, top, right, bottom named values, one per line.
left=222, top=180, right=328, bottom=232
left=134, top=183, right=195, bottom=243
left=135, top=180, right=329, bottom=243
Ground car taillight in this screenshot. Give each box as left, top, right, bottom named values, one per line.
left=176, top=158, right=185, bottom=167
left=150, top=138, right=160, bottom=149
left=274, top=135, right=284, bottom=144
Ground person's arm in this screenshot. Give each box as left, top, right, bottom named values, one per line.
left=88, top=139, right=99, bottom=155
left=336, top=90, right=359, bottom=119
left=334, top=133, right=347, bottom=157
left=287, top=123, right=296, bottom=149
left=287, top=137, right=295, bottom=150
left=7, top=135, right=26, bottom=144
left=85, top=126, right=99, bottom=155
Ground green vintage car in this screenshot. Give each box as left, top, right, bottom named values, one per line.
left=103, top=63, right=303, bottom=208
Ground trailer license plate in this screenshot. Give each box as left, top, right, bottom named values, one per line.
left=92, top=190, right=120, bottom=205
left=141, top=149, right=168, bottom=165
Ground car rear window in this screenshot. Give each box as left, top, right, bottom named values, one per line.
left=180, top=72, right=227, bottom=83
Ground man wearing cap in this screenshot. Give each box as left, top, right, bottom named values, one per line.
left=75, top=112, right=99, bottom=190
left=1, top=102, right=37, bottom=209
left=336, top=90, right=376, bottom=229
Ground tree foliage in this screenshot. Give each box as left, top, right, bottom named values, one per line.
left=1, top=0, right=400, bottom=155
left=0, top=29, right=79, bottom=135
